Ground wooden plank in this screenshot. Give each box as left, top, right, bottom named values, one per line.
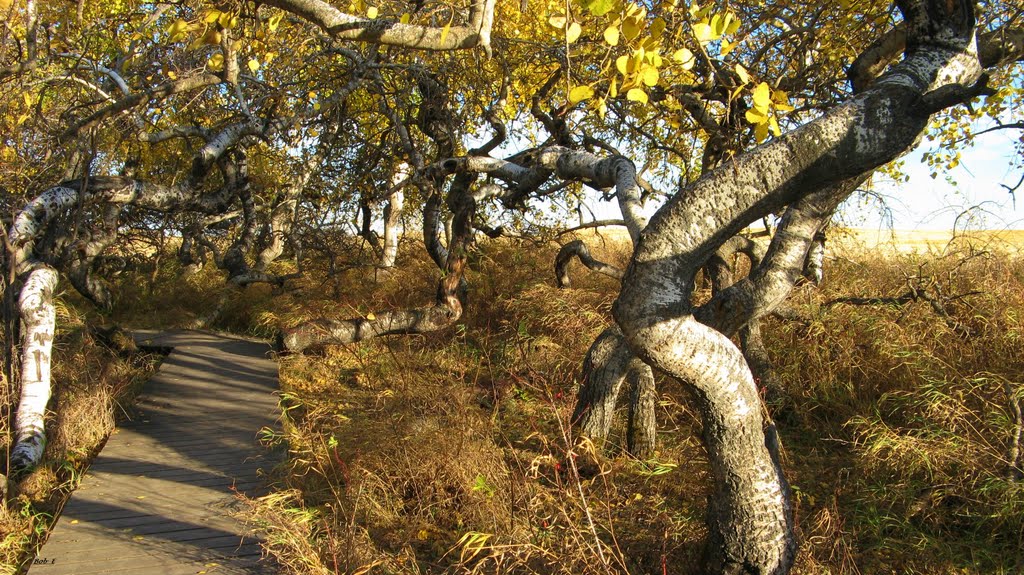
left=31, top=330, right=280, bottom=575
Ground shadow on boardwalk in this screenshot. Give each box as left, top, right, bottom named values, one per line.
left=31, top=331, right=281, bottom=575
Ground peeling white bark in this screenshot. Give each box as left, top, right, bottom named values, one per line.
left=10, top=265, right=58, bottom=471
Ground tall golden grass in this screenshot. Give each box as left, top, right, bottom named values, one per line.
left=6, top=228, right=1023, bottom=575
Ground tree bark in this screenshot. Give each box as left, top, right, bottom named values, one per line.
left=613, top=3, right=981, bottom=572
left=554, top=240, right=624, bottom=288
left=263, top=0, right=496, bottom=55
left=381, top=164, right=407, bottom=269
left=280, top=174, right=479, bottom=352
left=802, top=231, right=826, bottom=285
left=9, top=266, right=58, bottom=472
left=626, top=358, right=657, bottom=458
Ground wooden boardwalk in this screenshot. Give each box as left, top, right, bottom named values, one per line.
left=31, top=330, right=280, bottom=575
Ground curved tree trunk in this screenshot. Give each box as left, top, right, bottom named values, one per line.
left=68, top=204, right=121, bottom=309
left=280, top=174, right=478, bottom=352
left=554, top=239, right=623, bottom=288
left=612, top=4, right=981, bottom=572
left=626, top=357, right=657, bottom=458
left=5, top=141, right=249, bottom=471
left=571, top=326, right=633, bottom=442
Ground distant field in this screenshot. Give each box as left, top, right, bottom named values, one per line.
left=567, top=225, right=1024, bottom=255
left=837, top=227, right=1024, bottom=254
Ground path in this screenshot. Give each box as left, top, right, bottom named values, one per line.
left=31, top=330, right=280, bottom=575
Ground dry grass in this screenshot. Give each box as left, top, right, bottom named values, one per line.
left=0, top=302, right=161, bottom=574
left=21, top=228, right=1024, bottom=575
left=207, top=233, right=1023, bottom=575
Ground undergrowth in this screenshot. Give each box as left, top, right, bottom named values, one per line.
left=237, top=234, right=1024, bottom=575
left=10, top=231, right=1022, bottom=575
left=0, top=299, right=161, bottom=574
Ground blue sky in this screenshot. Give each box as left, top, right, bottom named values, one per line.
left=844, top=127, right=1023, bottom=231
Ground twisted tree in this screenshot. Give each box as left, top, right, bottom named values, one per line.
left=1, top=0, right=1022, bottom=574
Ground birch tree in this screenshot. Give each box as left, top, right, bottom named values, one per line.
left=2, top=0, right=1022, bottom=573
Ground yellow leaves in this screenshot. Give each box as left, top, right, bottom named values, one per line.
left=583, top=0, right=615, bottom=17
left=622, top=17, right=642, bottom=41
left=366, top=5, right=378, bottom=19
left=400, top=13, right=411, bottom=24
left=566, top=22, right=582, bottom=43
left=615, top=55, right=629, bottom=76
left=548, top=14, right=566, bottom=29
left=166, top=69, right=178, bottom=80
left=773, top=90, right=795, bottom=112
left=207, top=53, right=224, bottom=71
left=203, top=9, right=238, bottom=29
left=673, top=48, right=695, bottom=70
left=692, top=21, right=713, bottom=44
left=440, top=22, right=451, bottom=44
left=203, top=29, right=222, bottom=46
left=267, top=12, right=284, bottom=32
left=247, top=59, right=260, bottom=73
left=641, top=66, right=658, bottom=87
left=752, top=82, right=771, bottom=110
left=649, top=18, right=666, bottom=40
left=745, top=107, right=768, bottom=125
left=603, top=25, right=619, bottom=46
left=744, top=81, right=792, bottom=142
left=569, top=85, right=595, bottom=104
left=692, top=10, right=740, bottom=46
left=455, top=532, right=492, bottom=563
left=166, top=19, right=189, bottom=43
left=626, top=87, right=648, bottom=104
left=734, top=63, right=750, bottom=85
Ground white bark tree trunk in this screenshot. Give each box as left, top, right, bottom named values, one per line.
left=381, top=163, right=408, bottom=269
left=9, top=266, right=58, bottom=471
left=611, top=2, right=982, bottom=571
